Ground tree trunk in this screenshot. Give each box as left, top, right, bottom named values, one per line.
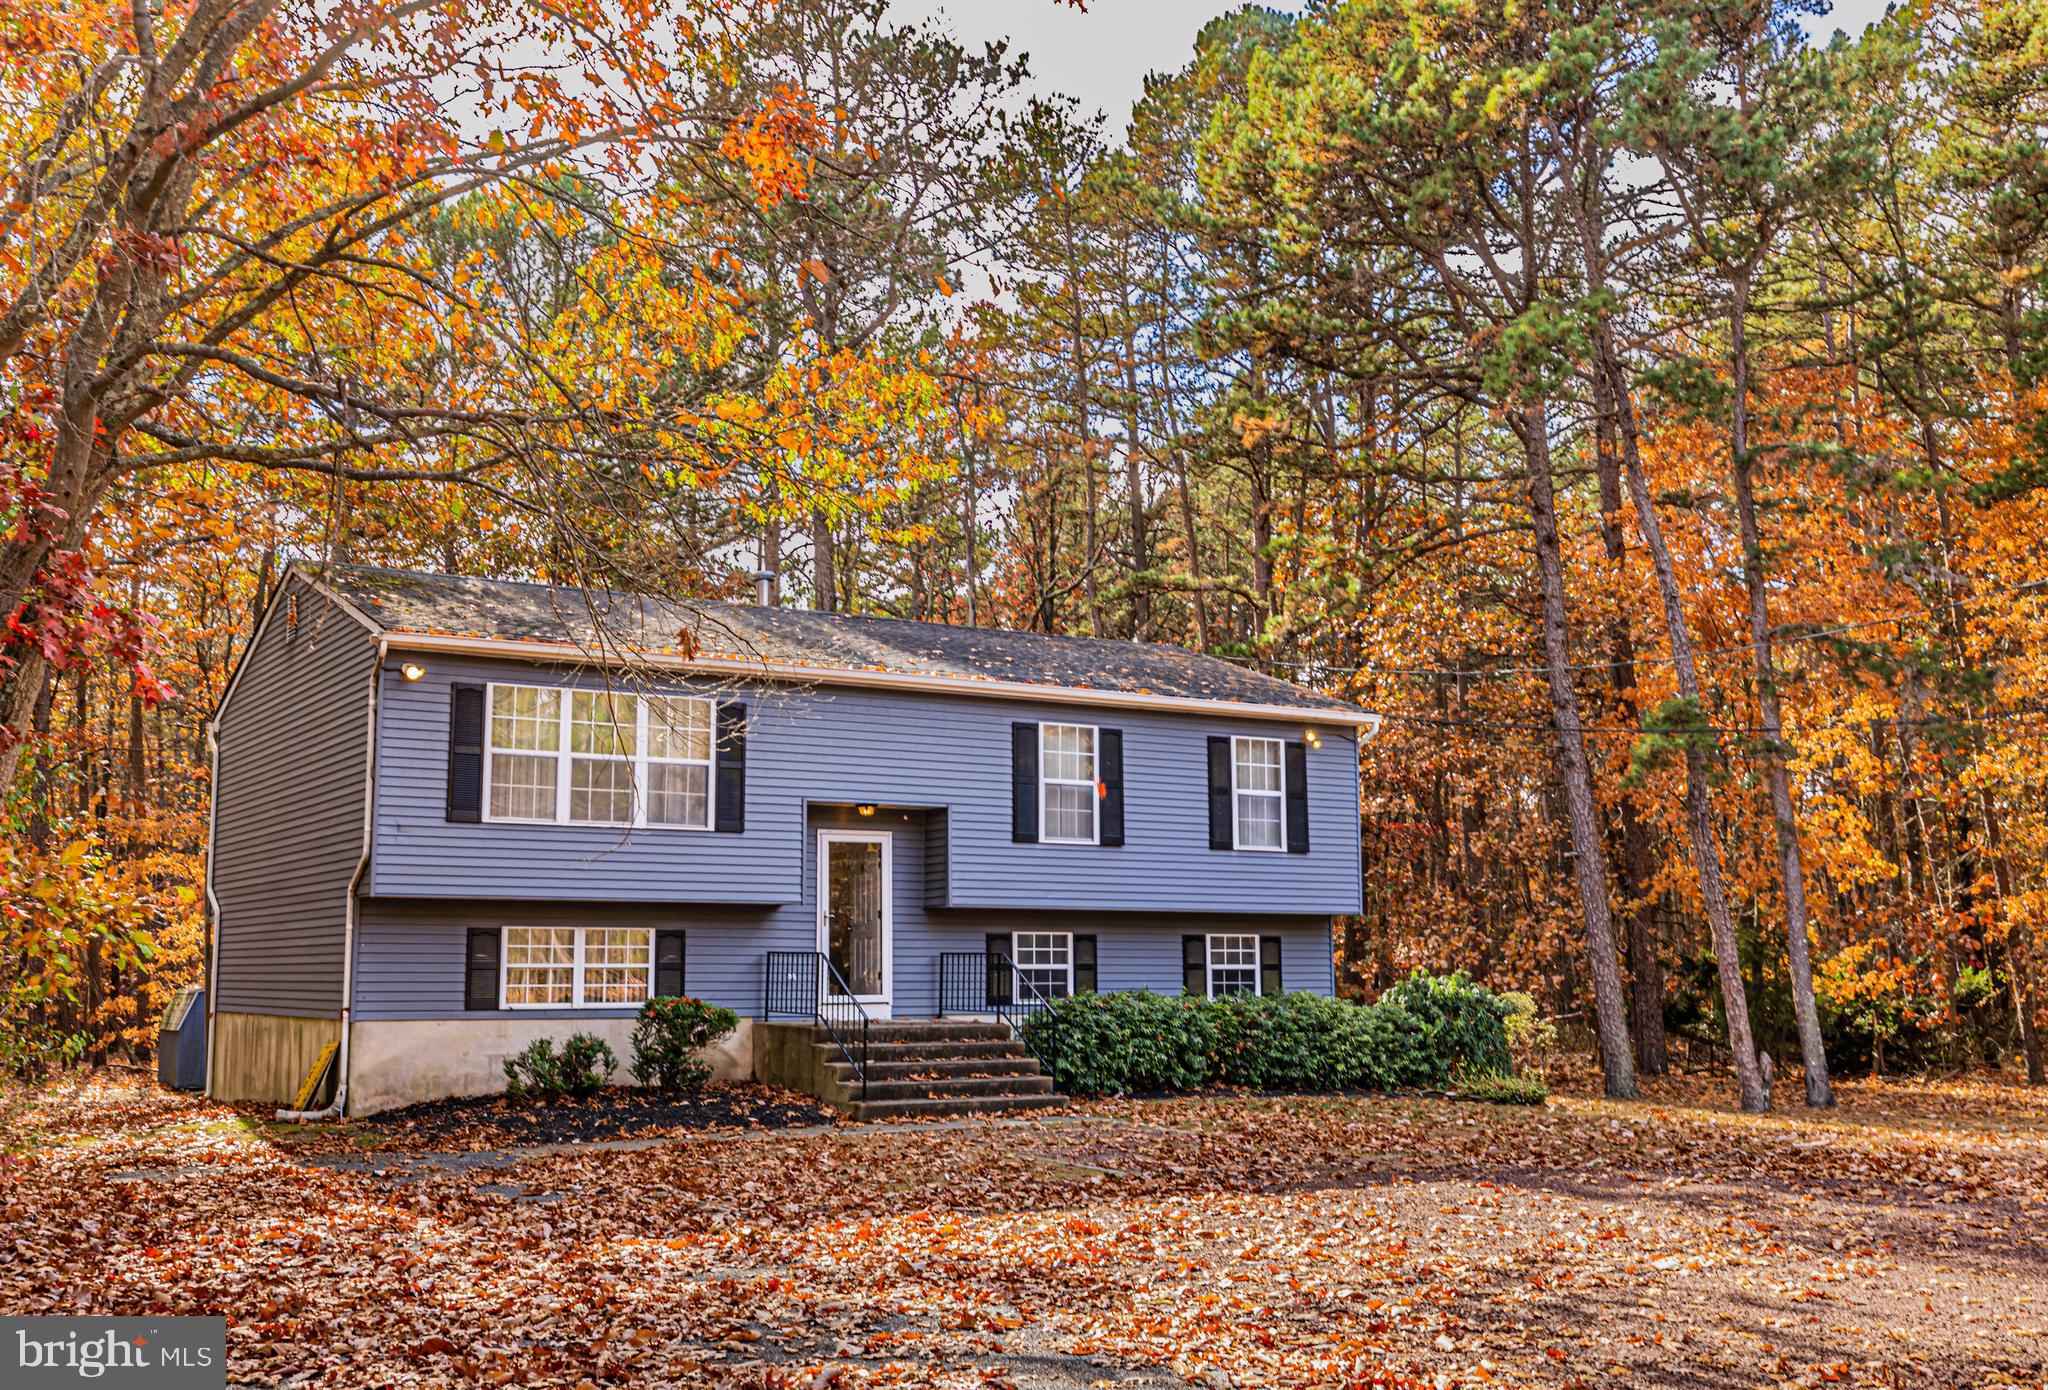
left=1175, top=458, right=1210, bottom=649
left=1519, top=401, right=1637, bottom=1099
left=958, top=401, right=981, bottom=627
left=1063, top=206, right=1102, bottom=638
left=1601, top=345, right=1767, bottom=1112
left=1726, top=281, right=1832, bottom=1107
left=2012, top=958, right=2045, bottom=1084
left=1590, top=348, right=1668, bottom=1075
left=1117, top=277, right=1152, bottom=640
left=810, top=505, right=837, bottom=612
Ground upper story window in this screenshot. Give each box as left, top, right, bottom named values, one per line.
left=1232, top=735, right=1285, bottom=851
left=486, top=683, right=713, bottom=829
left=1040, top=722, right=1098, bottom=844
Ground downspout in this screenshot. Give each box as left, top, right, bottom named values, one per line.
left=202, top=723, right=223, bottom=1098
left=277, top=635, right=384, bottom=1122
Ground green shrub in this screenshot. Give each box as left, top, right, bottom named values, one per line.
left=1377, top=971, right=1512, bottom=1084
left=1500, top=991, right=1559, bottom=1075
left=1454, top=1070, right=1550, bottom=1105
left=1022, top=974, right=1514, bottom=1099
left=503, top=1033, right=616, bottom=1098
left=630, top=996, right=738, bottom=1090
left=1024, top=990, right=1214, bottom=1096
left=1210, top=993, right=1348, bottom=1090
left=1335, top=997, right=1437, bottom=1089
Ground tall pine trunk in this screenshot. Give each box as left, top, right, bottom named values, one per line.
left=1727, top=280, right=1833, bottom=1106
left=1601, top=342, right=1769, bottom=1112
left=1590, top=348, right=1668, bottom=1075
left=1519, top=400, right=1637, bottom=1100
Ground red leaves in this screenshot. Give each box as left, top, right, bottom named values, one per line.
left=1, top=546, right=169, bottom=705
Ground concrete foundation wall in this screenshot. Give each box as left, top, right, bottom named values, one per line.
left=752, top=1021, right=845, bottom=1107
left=345, top=1015, right=755, bottom=1116
left=211, top=1011, right=343, bottom=1105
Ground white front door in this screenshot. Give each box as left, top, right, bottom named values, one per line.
left=817, top=830, right=892, bottom=1014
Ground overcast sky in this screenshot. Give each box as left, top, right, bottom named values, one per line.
left=892, top=0, right=1904, bottom=135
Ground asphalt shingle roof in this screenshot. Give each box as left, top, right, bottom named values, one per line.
left=312, top=563, right=1362, bottom=717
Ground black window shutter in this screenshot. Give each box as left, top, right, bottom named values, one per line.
left=464, top=928, right=499, bottom=1010
left=1260, top=935, right=1285, bottom=996
left=1098, top=729, right=1124, bottom=847
left=1285, top=740, right=1310, bottom=854
left=1182, top=934, right=1207, bottom=997
left=1073, top=934, right=1098, bottom=994
left=1011, top=723, right=1039, bottom=843
left=655, top=929, right=686, bottom=997
left=447, top=683, right=486, bottom=823
left=1206, top=737, right=1232, bottom=850
left=714, top=703, right=747, bottom=833
left=986, top=932, right=1014, bottom=1006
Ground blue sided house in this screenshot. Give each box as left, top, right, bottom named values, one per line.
left=204, top=564, right=1375, bottom=1117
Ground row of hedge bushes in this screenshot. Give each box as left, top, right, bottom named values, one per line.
left=1019, top=972, right=1522, bottom=1098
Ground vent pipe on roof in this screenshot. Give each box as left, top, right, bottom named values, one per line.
left=753, top=569, right=778, bottom=607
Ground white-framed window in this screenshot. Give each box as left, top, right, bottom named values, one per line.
left=568, top=690, right=635, bottom=824
left=1013, top=931, right=1073, bottom=999
left=1207, top=933, right=1259, bottom=998
left=484, top=682, right=715, bottom=829
left=643, top=695, right=713, bottom=828
left=1232, top=735, right=1285, bottom=851
left=501, top=926, right=653, bottom=1007
left=1040, top=722, right=1099, bottom=844
left=487, top=685, right=560, bottom=821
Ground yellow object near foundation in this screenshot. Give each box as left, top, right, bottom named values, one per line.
left=291, top=1040, right=339, bottom=1112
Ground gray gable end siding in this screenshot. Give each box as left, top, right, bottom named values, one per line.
left=353, top=805, right=1335, bottom=1022
left=213, top=575, right=379, bottom=1017
left=367, top=653, right=1364, bottom=915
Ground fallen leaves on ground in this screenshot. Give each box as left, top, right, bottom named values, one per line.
left=3, top=1070, right=2046, bottom=1388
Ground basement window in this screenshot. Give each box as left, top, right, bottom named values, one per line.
left=501, top=926, right=652, bottom=1008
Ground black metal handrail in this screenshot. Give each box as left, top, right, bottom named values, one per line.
left=936, top=950, right=1060, bottom=1074
left=763, top=950, right=872, bottom=1097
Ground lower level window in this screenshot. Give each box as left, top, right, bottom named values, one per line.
left=1013, top=931, right=1073, bottom=999
left=503, top=926, right=652, bottom=1007
left=1207, top=934, right=1259, bottom=998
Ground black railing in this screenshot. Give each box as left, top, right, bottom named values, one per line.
left=763, top=950, right=871, bottom=1097
left=936, top=950, right=1060, bottom=1074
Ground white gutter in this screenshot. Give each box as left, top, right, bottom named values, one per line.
left=276, top=634, right=384, bottom=1122
left=378, top=630, right=1385, bottom=733
left=202, top=723, right=223, bottom=1099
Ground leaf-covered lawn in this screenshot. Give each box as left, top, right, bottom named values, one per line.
left=4, top=1075, right=2046, bottom=1388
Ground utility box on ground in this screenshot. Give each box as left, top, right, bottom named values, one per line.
left=157, top=986, right=207, bottom=1090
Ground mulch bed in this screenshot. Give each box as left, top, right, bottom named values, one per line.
left=252, top=1082, right=839, bottom=1153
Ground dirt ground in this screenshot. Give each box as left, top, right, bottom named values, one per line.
left=3, top=1071, right=2046, bottom=1388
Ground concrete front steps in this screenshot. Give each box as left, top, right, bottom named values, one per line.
left=754, top=1019, right=1064, bottom=1121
